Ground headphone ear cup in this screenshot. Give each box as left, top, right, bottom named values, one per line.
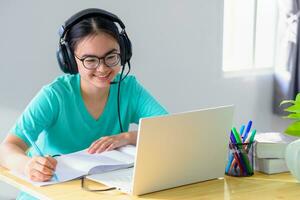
left=57, top=42, right=78, bottom=74
left=119, top=33, right=132, bottom=66
left=57, top=45, right=67, bottom=73
left=65, top=42, right=78, bottom=74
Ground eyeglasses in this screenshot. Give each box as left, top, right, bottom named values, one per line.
left=75, top=53, right=121, bottom=69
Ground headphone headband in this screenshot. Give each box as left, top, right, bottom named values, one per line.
left=57, top=8, right=132, bottom=74
left=59, top=8, right=125, bottom=38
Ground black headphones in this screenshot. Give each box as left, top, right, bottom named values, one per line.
left=57, top=8, right=132, bottom=74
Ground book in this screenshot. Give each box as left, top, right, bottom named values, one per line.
left=10, top=145, right=136, bottom=186
left=255, top=158, right=289, bottom=174
left=254, top=132, right=297, bottom=159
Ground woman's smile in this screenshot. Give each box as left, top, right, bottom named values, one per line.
left=93, top=72, right=112, bottom=82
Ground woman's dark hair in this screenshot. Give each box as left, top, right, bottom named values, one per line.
left=66, top=17, right=120, bottom=52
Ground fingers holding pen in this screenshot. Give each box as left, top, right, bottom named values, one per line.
left=45, top=155, right=58, bottom=169
left=37, top=156, right=56, bottom=170
left=25, top=156, right=57, bottom=182
left=29, top=169, right=53, bottom=182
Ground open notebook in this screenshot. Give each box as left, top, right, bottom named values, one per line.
left=10, top=145, right=136, bottom=186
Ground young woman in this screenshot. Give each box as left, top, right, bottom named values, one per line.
left=0, top=8, right=167, bottom=200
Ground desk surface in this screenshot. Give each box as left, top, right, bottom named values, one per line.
left=1, top=166, right=300, bottom=200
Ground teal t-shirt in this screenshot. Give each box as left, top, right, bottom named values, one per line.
left=11, top=74, right=168, bottom=200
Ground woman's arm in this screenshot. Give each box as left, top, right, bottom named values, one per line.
left=0, top=134, right=30, bottom=172
left=88, top=131, right=137, bottom=154
left=0, top=134, right=57, bottom=182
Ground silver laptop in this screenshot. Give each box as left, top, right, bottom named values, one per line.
left=87, top=105, right=234, bottom=195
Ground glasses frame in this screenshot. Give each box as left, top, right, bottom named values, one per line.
left=75, top=53, right=121, bottom=69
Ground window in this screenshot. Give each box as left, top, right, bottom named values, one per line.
left=222, top=0, right=278, bottom=72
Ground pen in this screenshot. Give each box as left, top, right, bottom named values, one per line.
left=229, top=130, right=246, bottom=174
left=232, top=126, right=244, bottom=172
left=239, top=125, right=245, bottom=136
left=242, top=120, right=252, bottom=142
left=225, top=153, right=234, bottom=173
left=232, top=127, right=252, bottom=175
left=227, top=134, right=236, bottom=172
left=245, top=129, right=257, bottom=151
left=21, top=129, right=59, bottom=181
left=225, top=132, right=236, bottom=173
left=249, top=129, right=257, bottom=143
left=231, top=129, right=242, bottom=171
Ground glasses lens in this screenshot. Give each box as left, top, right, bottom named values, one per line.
left=83, top=57, right=99, bottom=69
left=105, top=54, right=120, bottom=67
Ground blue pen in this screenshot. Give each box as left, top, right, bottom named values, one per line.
left=22, top=130, right=59, bottom=181
left=225, top=132, right=235, bottom=173
left=226, top=132, right=239, bottom=173
left=239, top=125, right=245, bottom=136
left=242, top=120, right=252, bottom=142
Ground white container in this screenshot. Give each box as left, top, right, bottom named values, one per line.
left=285, top=138, right=300, bottom=181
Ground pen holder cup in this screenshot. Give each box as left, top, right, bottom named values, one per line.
left=225, top=142, right=254, bottom=177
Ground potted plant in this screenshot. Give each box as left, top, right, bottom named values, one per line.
left=280, top=93, right=300, bottom=181
left=280, top=93, right=300, bottom=136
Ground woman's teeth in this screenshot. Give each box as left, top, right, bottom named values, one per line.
left=95, top=73, right=110, bottom=78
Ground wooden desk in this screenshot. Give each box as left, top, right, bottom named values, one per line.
left=1, top=166, right=300, bottom=200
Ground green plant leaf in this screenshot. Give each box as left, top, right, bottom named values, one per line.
left=296, top=93, right=300, bottom=102
left=283, top=113, right=300, bottom=119
left=280, top=100, right=295, bottom=106
left=284, top=104, right=300, bottom=113
left=285, top=121, right=300, bottom=137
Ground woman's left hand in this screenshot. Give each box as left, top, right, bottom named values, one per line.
left=88, top=131, right=137, bottom=154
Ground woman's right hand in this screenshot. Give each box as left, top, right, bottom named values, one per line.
left=24, top=156, right=57, bottom=182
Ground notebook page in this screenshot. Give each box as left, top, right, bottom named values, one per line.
left=117, top=145, right=136, bottom=157
left=100, top=145, right=136, bottom=164
left=56, top=150, right=127, bottom=173
left=9, top=163, right=86, bottom=187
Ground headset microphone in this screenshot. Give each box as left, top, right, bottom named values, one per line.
left=110, top=63, right=131, bottom=85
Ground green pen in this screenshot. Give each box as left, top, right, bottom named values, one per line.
left=246, top=129, right=256, bottom=152
left=249, top=129, right=257, bottom=143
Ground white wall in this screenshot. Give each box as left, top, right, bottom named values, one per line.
left=0, top=0, right=290, bottom=199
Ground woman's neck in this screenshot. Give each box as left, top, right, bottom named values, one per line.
left=79, top=78, right=110, bottom=120
left=80, top=79, right=109, bottom=102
